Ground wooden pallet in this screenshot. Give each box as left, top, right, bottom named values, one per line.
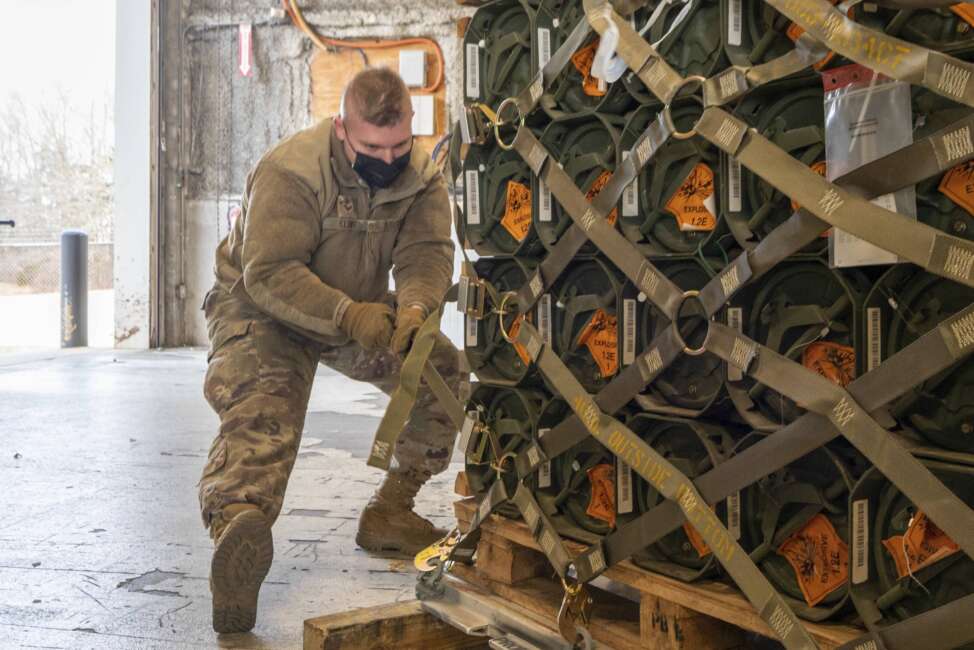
left=453, top=495, right=866, bottom=650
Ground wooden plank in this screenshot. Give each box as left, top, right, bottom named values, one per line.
left=303, top=600, right=488, bottom=650
left=475, top=530, right=550, bottom=585
left=640, top=594, right=747, bottom=650
left=309, top=45, right=446, bottom=155
left=452, top=563, right=643, bottom=650
left=454, top=497, right=861, bottom=650
left=455, top=470, right=472, bottom=497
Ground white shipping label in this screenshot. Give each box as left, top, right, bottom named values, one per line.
left=727, top=491, right=741, bottom=540
left=617, top=459, right=633, bottom=514
left=623, top=299, right=636, bottom=366
left=727, top=307, right=744, bottom=381
left=728, top=0, right=743, bottom=46
left=867, top=307, right=882, bottom=372
left=872, top=193, right=897, bottom=212
left=539, top=294, right=553, bottom=347
left=465, top=315, right=479, bottom=347
left=539, top=181, right=553, bottom=222
left=538, top=28, right=552, bottom=69
left=622, top=151, right=639, bottom=217
left=852, top=498, right=869, bottom=584
left=466, top=43, right=481, bottom=98
left=538, top=428, right=552, bottom=488
left=465, top=170, right=481, bottom=225
left=727, top=155, right=742, bottom=213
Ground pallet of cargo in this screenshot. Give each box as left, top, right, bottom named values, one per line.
left=450, top=494, right=865, bottom=650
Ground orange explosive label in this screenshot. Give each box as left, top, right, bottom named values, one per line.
left=786, top=0, right=844, bottom=69
left=664, top=163, right=717, bottom=232
left=939, top=161, right=974, bottom=217
left=586, top=171, right=619, bottom=225
left=776, top=514, right=849, bottom=608
left=952, top=4, right=974, bottom=28
left=802, top=342, right=856, bottom=387
left=682, top=504, right=717, bottom=558
left=882, top=511, right=960, bottom=580
left=586, top=463, right=616, bottom=526
left=501, top=180, right=533, bottom=242
left=577, top=308, right=619, bottom=378
left=571, top=39, right=608, bottom=97
left=507, top=315, right=533, bottom=366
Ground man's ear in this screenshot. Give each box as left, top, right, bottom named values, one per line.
left=334, top=115, right=346, bottom=141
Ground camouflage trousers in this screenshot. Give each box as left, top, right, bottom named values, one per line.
left=197, top=287, right=460, bottom=533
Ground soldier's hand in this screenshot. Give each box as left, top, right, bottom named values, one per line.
left=390, top=305, right=426, bottom=356
left=340, top=302, right=395, bottom=350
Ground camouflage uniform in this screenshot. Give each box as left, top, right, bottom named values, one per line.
left=198, top=118, right=458, bottom=534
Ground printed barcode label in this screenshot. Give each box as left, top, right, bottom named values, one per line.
left=538, top=428, right=552, bottom=488
left=728, top=0, right=743, bottom=46
left=727, top=307, right=744, bottom=381
left=617, top=459, right=633, bottom=514
left=539, top=294, right=553, bottom=346
left=622, top=151, right=639, bottom=217
left=727, top=491, right=741, bottom=540
left=465, top=43, right=481, bottom=98
left=867, top=307, right=882, bottom=371
left=465, top=170, right=481, bottom=225
left=538, top=28, right=552, bottom=69
left=539, top=181, right=553, bottom=222
left=727, top=155, right=742, bottom=213
left=465, top=315, right=478, bottom=347
left=852, top=498, right=869, bottom=584
left=623, top=299, right=636, bottom=366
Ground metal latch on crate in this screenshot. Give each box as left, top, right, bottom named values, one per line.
left=459, top=103, right=493, bottom=145
left=458, top=272, right=488, bottom=320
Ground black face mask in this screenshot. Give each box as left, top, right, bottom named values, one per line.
left=349, top=142, right=412, bottom=189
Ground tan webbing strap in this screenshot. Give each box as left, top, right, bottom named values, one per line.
left=512, top=127, right=685, bottom=320
left=512, top=483, right=574, bottom=579
left=695, top=107, right=974, bottom=290
left=706, top=319, right=974, bottom=563
left=514, top=320, right=819, bottom=650
left=838, top=593, right=974, bottom=650
left=767, top=0, right=974, bottom=108
left=422, top=364, right=466, bottom=430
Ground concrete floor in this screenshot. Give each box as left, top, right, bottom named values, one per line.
left=0, top=348, right=463, bottom=649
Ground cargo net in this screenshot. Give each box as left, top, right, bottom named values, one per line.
left=444, top=1, right=974, bottom=647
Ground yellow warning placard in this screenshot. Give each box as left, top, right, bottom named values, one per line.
left=586, top=463, right=616, bottom=526
left=577, top=308, right=619, bottom=378
left=664, top=163, right=717, bottom=232
left=802, top=342, right=856, bottom=387
left=777, top=514, right=849, bottom=608
left=952, top=3, right=974, bottom=28
left=501, top=180, right=532, bottom=242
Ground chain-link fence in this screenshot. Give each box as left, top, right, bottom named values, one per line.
left=0, top=240, right=113, bottom=295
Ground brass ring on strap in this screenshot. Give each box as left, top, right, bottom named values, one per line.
left=494, top=98, right=524, bottom=151
left=496, top=291, right=519, bottom=343
left=674, top=289, right=709, bottom=356
left=662, top=75, right=707, bottom=141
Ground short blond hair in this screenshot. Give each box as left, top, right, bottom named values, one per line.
left=341, top=67, right=411, bottom=127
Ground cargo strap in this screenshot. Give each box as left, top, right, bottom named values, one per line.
left=512, top=319, right=818, bottom=649
left=368, top=285, right=466, bottom=470
left=768, top=0, right=974, bottom=109
left=838, top=593, right=974, bottom=650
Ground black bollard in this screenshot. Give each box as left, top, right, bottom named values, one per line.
left=60, top=230, right=88, bottom=348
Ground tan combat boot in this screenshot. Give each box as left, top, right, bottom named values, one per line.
left=356, top=470, right=447, bottom=558
left=209, top=503, right=274, bottom=634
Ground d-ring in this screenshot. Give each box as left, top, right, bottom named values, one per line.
left=673, top=289, right=710, bottom=356
left=662, top=75, right=706, bottom=141
left=496, top=291, right=519, bottom=343
left=494, top=98, right=524, bottom=151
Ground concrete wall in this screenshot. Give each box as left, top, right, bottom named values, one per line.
left=114, top=0, right=152, bottom=348
left=177, top=1, right=471, bottom=346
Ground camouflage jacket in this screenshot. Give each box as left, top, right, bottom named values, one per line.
left=212, top=118, right=454, bottom=345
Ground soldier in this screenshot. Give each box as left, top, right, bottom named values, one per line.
left=198, top=67, right=459, bottom=634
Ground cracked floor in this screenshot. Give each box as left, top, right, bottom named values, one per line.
left=0, top=348, right=463, bottom=649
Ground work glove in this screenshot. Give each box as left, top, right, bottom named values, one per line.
left=390, top=305, right=427, bottom=356
left=340, top=302, right=395, bottom=350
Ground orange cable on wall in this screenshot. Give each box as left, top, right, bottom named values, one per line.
left=282, top=0, right=445, bottom=94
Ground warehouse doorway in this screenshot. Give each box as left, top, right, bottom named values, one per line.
left=0, top=0, right=117, bottom=350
